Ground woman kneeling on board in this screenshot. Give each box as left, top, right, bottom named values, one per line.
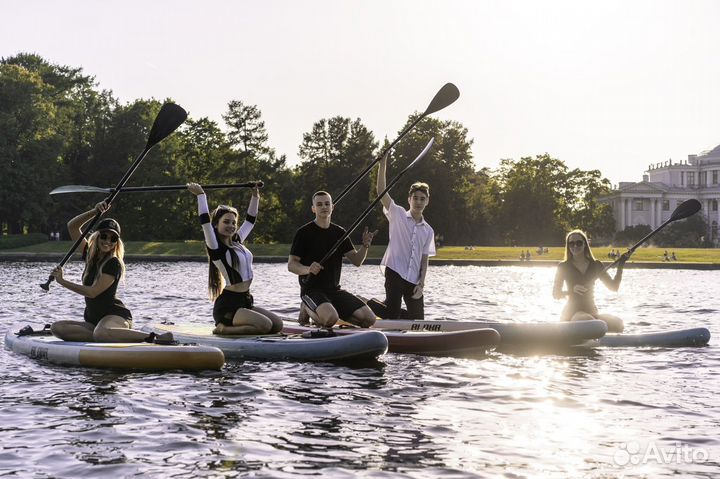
left=51, top=202, right=173, bottom=343
left=188, top=182, right=283, bottom=335
left=552, top=230, right=630, bottom=332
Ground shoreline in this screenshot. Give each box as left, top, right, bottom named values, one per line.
left=1, top=252, right=718, bottom=269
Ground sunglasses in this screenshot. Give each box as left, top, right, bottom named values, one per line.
left=100, top=232, right=119, bottom=243
left=568, top=240, right=584, bottom=248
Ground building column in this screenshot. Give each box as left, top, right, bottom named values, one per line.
left=716, top=198, right=720, bottom=245
left=626, top=198, right=633, bottom=227
left=707, top=199, right=713, bottom=240
left=650, top=199, right=656, bottom=228
left=618, top=198, right=625, bottom=230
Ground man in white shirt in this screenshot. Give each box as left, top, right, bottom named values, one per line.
left=372, top=152, right=436, bottom=319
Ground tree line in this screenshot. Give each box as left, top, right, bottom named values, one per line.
left=1, top=53, right=655, bottom=247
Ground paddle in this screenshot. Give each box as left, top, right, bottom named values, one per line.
left=314, top=137, right=435, bottom=269
left=333, top=83, right=459, bottom=206
left=49, top=181, right=264, bottom=195
left=40, top=103, right=188, bottom=290
left=603, top=198, right=701, bottom=272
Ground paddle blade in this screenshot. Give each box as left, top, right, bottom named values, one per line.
left=670, top=199, right=701, bottom=221
left=50, top=185, right=110, bottom=195
left=423, top=83, right=460, bottom=116
left=146, top=103, right=188, bottom=149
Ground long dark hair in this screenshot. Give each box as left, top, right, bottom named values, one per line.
left=207, top=205, right=240, bottom=301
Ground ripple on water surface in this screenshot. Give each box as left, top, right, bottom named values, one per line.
left=1, top=262, right=718, bottom=478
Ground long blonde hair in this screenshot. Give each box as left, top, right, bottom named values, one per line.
left=207, top=205, right=240, bottom=301
left=563, top=229, right=596, bottom=262
left=83, top=230, right=126, bottom=283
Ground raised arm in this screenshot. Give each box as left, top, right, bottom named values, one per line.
left=67, top=201, right=109, bottom=249
left=188, top=183, right=219, bottom=250
left=598, top=252, right=631, bottom=292
left=377, top=151, right=392, bottom=210
left=344, top=227, right=378, bottom=267
left=237, top=187, right=259, bottom=242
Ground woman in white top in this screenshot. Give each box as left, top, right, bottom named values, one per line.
left=188, top=183, right=283, bottom=335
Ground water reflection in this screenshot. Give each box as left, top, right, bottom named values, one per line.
left=1, top=261, right=718, bottom=478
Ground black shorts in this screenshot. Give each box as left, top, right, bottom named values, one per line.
left=213, top=290, right=254, bottom=326
left=301, top=289, right=366, bottom=323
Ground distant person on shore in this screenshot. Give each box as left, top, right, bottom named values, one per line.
left=671, top=251, right=677, bottom=261
left=663, top=250, right=669, bottom=261
left=50, top=201, right=172, bottom=343
left=520, top=251, right=526, bottom=261
left=288, top=190, right=377, bottom=328
left=367, top=152, right=435, bottom=320
left=188, top=182, right=282, bottom=335
left=552, top=229, right=631, bottom=332
left=526, top=250, right=532, bottom=261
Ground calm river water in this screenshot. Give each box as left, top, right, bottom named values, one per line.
left=1, top=261, right=718, bottom=478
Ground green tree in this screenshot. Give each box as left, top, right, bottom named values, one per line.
left=613, top=224, right=652, bottom=247
left=653, top=215, right=709, bottom=247
left=295, top=116, right=378, bottom=233
left=1, top=54, right=117, bottom=237
left=221, top=100, right=294, bottom=243
left=486, top=154, right=615, bottom=246
left=375, top=115, right=477, bottom=245
left=0, top=63, right=62, bottom=234
left=564, top=168, right=615, bottom=242
left=488, top=154, right=569, bottom=246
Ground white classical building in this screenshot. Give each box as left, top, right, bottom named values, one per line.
left=601, top=144, right=720, bottom=245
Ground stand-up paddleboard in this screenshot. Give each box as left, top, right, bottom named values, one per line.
left=143, top=323, right=388, bottom=361
left=281, top=321, right=501, bottom=357
left=353, top=318, right=608, bottom=348
left=4, top=325, right=225, bottom=371
left=580, top=327, right=711, bottom=348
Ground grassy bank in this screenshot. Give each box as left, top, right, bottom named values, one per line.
left=6, top=240, right=720, bottom=263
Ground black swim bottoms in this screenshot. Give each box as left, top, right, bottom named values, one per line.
left=213, top=289, right=254, bottom=326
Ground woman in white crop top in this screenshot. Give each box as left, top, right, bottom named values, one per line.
left=188, top=182, right=283, bottom=335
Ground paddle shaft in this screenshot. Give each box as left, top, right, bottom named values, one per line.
left=107, top=181, right=263, bottom=193
left=333, top=115, right=426, bottom=206
left=603, top=199, right=701, bottom=272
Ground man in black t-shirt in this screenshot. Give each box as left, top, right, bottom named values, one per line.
left=288, top=191, right=377, bottom=328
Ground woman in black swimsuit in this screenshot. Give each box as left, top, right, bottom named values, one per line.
left=50, top=201, right=172, bottom=343
left=552, top=229, right=630, bottom=332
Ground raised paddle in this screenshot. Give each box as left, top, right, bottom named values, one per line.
left=49, top=181, right=264, bottom=195
left=603, top=198, right=701, bottom=272
left=315, top=137, right=435, bottom=269
left=40, top=103, right=188, bottom=290
left=333, top=83, right=459, bottom=206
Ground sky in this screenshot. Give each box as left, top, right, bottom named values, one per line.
left=2, top=0, right=720, bottom=187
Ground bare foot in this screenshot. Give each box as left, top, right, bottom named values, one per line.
left=298, top=304, right=312, bottom=326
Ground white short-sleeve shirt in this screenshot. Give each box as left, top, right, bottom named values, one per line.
left=381, top=199, right=436, bottom=285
